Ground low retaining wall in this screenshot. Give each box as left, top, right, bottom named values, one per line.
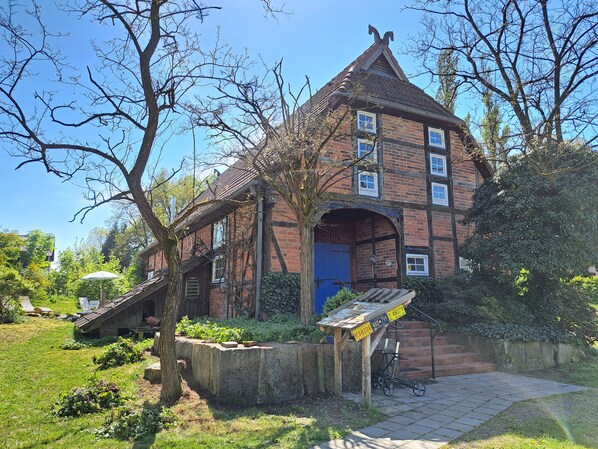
left=155, top=334, right=362, bottom=405
left=448, top=334, right=585, bottom=372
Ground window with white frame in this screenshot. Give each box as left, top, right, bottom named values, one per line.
left=428, top=127, right=445, bottom=148
left=212, top=255, right=225, bottom=283
left=357, top=171, right=379, bottom=197
left=431, top=182, right=449, bottom=206
left=357, top=111, right=376, bottom=134
left=406, top=254, right=429, bottom=276
left=429, top=154, right=447, bottom=177
left=185, top=277, right=200, bottom=299
left=212, top=218, right=227, bottom=249
left=357, top=138, right=377, bottom=162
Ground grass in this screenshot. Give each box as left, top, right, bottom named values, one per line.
left=445, top=349, right=598, bottom=449
left=32, top=295, right=81, bottom=315
left=0, top=318, right=381, bottom=449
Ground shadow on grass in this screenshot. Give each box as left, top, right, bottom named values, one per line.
left=173, top=368, right=382, bottom=449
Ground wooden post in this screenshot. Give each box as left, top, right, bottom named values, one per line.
left=362, top=334, right=371, bottom=405
left=334, top=328, right=342, bottom=396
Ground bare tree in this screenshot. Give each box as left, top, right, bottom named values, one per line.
left=194, top=62, right=376, bottom=324
left=0, top=0, right=262, bottom=403
left=409, top=0, right=598, bottom=153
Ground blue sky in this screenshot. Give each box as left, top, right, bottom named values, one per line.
left=0, top=0, right=431, bottom=255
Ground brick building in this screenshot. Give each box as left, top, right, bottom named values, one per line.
left=76, top=28, right=491, bottom=336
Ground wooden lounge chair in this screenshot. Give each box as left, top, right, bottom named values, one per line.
left=19, top=296, right=35, bottom=314
left=20, top=296, right=51, bottom=316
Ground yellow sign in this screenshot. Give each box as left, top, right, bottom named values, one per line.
left=387, top=304, right=406, bottom=321
left=351, top=322, right=373, bottom=341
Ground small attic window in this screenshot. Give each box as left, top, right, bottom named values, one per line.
left=428, top=127, right=446, bottom=149
left=357, top=111, right=376, bottom=134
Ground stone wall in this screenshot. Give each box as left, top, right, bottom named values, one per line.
left=155, top=335, right=363, bottom=405
left=449, top=334, right=585, bottom=372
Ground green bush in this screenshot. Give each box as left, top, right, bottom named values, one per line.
left=568, top=276, right=598, bottom=305
left=92, top=337, right=145, bottom=370
left=53, top=380, right=124, bottom=417
left=402, top=273, right=527, bottom=326
left=322, top=288, right=359, bottom=316
left=454, top=323, right=573, bottom=343
left=95, top=405, right=177, bottom=440
left=177, top=314, right=323, bottom=343
left=260, top=272, right=300, bottom=316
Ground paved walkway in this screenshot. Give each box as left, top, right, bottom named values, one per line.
left=313, top=372, right=586, bottom=449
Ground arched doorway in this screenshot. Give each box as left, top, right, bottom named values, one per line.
left=314, top=208, right=400, bottom=313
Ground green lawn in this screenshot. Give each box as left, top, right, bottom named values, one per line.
left=0, top=318, right=381, bottom=449
left=446, top=350, right=598, bottom=449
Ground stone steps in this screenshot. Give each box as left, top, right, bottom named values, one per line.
left=378, top=320, right=496, bottom=380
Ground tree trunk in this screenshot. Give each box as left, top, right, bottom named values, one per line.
left=299, top=223, right=315, bottom=325
left=158, top=236, right=183, bottom=404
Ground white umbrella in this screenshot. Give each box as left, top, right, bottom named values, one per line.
left=81, top=271, right=120, bottom=305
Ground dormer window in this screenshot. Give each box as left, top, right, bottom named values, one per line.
left=429, top=154, right=447, bottom=177
left=212, top=218, right=227, bottom=249
left=357, top=111, right=376, bottom=134
left=428, top=127, right=445, bottom=149
left=357, top=138, right=377, bottom=163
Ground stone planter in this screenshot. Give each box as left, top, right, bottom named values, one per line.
left=154, top=334, right=362, bottom=405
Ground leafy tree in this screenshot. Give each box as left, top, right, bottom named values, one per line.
left=461, top=142, right=598, bottom=325
left=0, top=233, right=23, bottom=268
left=435, top=48, right=459, bottom=113
left=20, top=230, right=54, bottom=268
left=480, top=90, right=510, bottom=169
left=0, top=266, right=31, bottom=323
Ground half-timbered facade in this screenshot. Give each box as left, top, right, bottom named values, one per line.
left=76, top=27, right=490, bottom=336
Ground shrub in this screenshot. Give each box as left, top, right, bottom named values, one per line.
left=555, top=283, right=598, bottom=346
left=568, top=276, right=598, bottom=305
left=177, top=314, right=323, bottom=343
left=453, top=323, right=573, bottom=343
left=92, top=337, right=145, bottom=370
left=60, top=339, right=87, bottom=350
left=402, top=273, right=527, bottom=326
left=0, top=298, right=24, bottom=324
left=322, top=288, right=359, bottom=316
left=95, top=405, right=176, bottom=440
left=260, top=272, right=300, bottom=316
left=53, top=380, right=124, bottom=417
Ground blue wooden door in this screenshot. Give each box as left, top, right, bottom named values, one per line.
left=314, top=243, right=351, bottom=314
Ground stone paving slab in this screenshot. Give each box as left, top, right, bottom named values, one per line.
left=313, top=372, right=586, bottom=449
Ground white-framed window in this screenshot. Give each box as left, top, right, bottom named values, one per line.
left=431, top=182, right=449, bottom=206
left=429, top=154, right=447, bottom=177
left=357, top=138, right=377, bottom=162
left=406, top=254, right=429, bottom=276
left=146, top=270, right=154, bottom=280
left=458, top=257, right=474, bottom=273
left=212, top=218, right=227, bottom=249
left=212, top=255, right=225, bottom=283
left=428, top=127, right=445, bottom=148
left=357, top=171, right=379, bottom=197
left=357, top=110, right=377, bottom=134
left=185, top=277, right=200, bottom=299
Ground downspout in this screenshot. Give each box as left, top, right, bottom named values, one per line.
left=255, top=194, right=264, bottom=320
